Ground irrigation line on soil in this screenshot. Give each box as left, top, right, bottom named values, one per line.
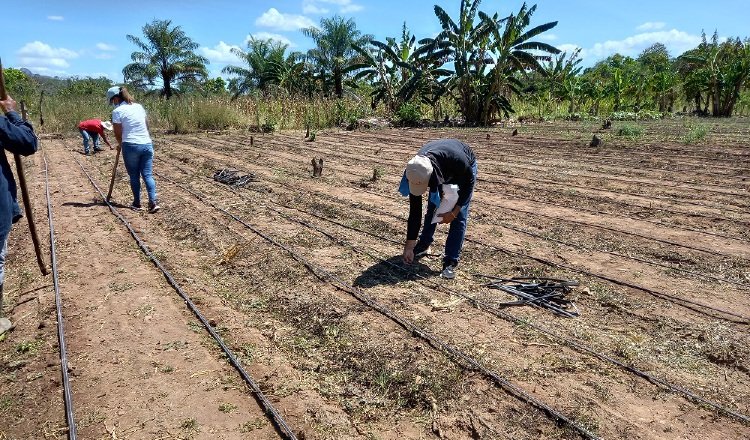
left=318, top=132, right=749, bottom=198
left=209, top=135, right=750, bottom=238
left=266, top=199, right=750, bottom=426
left=160, top=170, right=750, bottom=428
left=488, top=219, right=748, bottom=288
left=71, top=155, right=299, bottom=440
left=308, top=134, right=750, bottom=213
left=156, top=172, right=602, bottom=440
left=263, top=134, right=750, bottom=220
left=165, top=137, right=750, bottom=246
left=338, top=129, right=750, bottom=176
left=42, top=148, right=78, bottom=440
left=155, top=149, right=750, bottom=323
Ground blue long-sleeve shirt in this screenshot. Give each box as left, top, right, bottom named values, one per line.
left=1, top=111, right=38, bottom=238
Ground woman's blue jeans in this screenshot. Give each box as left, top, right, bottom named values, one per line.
left=121, top=142, right=157, bottom=207
left=79, top=129, right=100, bottom=154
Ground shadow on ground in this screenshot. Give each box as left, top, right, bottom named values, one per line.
left=354, top=255, right=439, bottom=288
left=63, top=200, right=130, bottom=209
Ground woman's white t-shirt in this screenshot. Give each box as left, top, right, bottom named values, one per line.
left=112, top=103, right=152, bottom=144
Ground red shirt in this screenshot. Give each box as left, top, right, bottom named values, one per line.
left=78, top=119, right=104, bottom=135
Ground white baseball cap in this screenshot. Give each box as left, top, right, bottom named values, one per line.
left=405, top=155, right=433, bottom=196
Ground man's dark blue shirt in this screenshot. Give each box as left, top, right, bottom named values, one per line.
left=1, top=111, right=38, bottom=238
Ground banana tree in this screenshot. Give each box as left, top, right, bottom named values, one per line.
left=416, top=0, right=559, bottom=125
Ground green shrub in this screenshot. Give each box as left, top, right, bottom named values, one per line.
left=682, top=123, right=708, bottom=144
left=395, top=102, right=422, bottom=126
left=616, top=123, right=644, bottom=138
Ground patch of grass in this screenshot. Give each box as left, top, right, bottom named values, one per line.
left=107, top=281, right=134, bottom=293
left=682, top=122, right=708, bottom=144
left=15, top=340, right=43, bottom=355
left=219, top=403, right=237, bottom=413
left=240, top=418, right=266, bottom=432
left=616, top=123, right=644, bottom=138
left=180, top=418, right=199, bottom=431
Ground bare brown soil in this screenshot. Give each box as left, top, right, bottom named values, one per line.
left=1, top=119, right=749, bottom=439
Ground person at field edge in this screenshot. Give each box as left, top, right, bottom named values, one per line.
left=77, top=118, right=113, bottom=155
left=400, top=138, right=477, bottom=279
left=106, top=86, right=160, bottom=213
left=0, top=93, right=39, bottom=316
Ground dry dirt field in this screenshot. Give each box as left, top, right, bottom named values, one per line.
left=1, top=119, right=749, bottom=440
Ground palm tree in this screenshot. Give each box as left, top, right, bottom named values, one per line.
left=302, top=15, right=373, bottom=98
left=123, top=19, right=208, bottom=99
left=224, top=37, right=308, bottom=98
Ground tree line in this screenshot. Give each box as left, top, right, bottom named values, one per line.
left=5, top=0, right=750, bottom=123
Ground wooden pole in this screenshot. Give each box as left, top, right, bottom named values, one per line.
left=0, top=58, right=48, bottom=275
left=106, top=146, right=120, bottom=201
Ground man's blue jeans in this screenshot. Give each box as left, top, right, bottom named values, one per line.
left=79, top=129, right=100, bottom=154
left=121, top=142, right=157, bottom=207
left=417, top=162, right=477, bottom=267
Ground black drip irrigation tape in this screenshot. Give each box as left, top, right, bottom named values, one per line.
left=42, top=148, right=77, bottom=439
left=156, top=172, right=602, bottom=440
left=254, top=134, right=750, bottom=221
left=197, top=135, right=750, bottom=243
left=171, top=171, right=750, bottom=427
left=154, top=149, right=750, bottom=324
left=71, top=155, right=298, bottom=440
left=272, top=205, right=750, bottom=426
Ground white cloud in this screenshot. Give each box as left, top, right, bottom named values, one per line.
left=17, top=41, right=78, bottom=69
left=93, top=53, right=114, bottom=60
left=303, top=0, right=363, bottom=14
left=255, top=8, right=315, bottom=31
left=561, top=28, right=702, bottom=66
left=587, top=29, right=701, bottom=59
left=556, top=43, right=582, bottom=55
left=636, top=22, right=666, bottom=32
left=200, top=41, right=242, bottom=64
left=303, top=3, right=329, bottom=14
left=96, top=43, right=117, bottom=51
left=538, top=33, right=558, bottom=42
left=249, top=32, right=296, bottom=47
left=47, top=15, right=64, bottom=21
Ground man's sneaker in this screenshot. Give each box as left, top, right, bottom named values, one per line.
left=413, top=243, right=431, bottom=259
left=148, top=201, right=161, bottom=214
left=94, top=147, right=104, bottom=152
left=441, top=264, right=457, bottom=279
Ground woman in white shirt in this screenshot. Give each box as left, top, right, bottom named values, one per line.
left=106, top=86, right=160, bottom=213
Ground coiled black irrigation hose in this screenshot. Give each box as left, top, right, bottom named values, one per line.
left=151, top=173, right=601, bottom=439
left=42, top=148, right=77, bottom=439
left=71, top=155, right=298, bottom=440
left=158, top=170, right=750, bottom=427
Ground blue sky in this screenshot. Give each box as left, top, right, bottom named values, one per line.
left=2, top=0, right=747, bottom=81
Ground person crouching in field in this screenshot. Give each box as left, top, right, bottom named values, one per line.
left=77, top=118, right=113, bottom=155
left=106, top=86, right=160, bottom=213
left=400, top=139, right=477, bottom=279
left=0, top=94, right=38, bottom=317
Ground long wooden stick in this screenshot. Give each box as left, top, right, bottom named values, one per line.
left=0, top=59, right=48, bottom=275
left=106, top=146, right=120, bottom=201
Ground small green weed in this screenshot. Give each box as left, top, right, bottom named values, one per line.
left=616, top=123, right=643, bottom=138
left=683, top=123, right=708, bottom=144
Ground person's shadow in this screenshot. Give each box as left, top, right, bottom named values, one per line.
left=62, top=200, right=131, bottom=209
left=354, top=255, right=438, bottom=288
